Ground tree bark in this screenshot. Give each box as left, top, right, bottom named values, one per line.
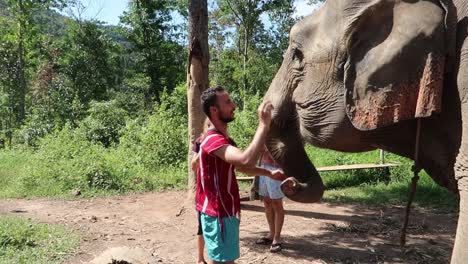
left=187, top=0, right=209, bottom=194
left=16, top=0, right=26, bottom=123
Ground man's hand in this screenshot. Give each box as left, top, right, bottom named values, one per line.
left=191, top=153, right=200, bottom=172
left=270, top=169, right=287, bottom=181
left=257, top=101, right=274, bottom=128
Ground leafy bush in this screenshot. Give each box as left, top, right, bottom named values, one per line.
left=84, top=161, right=122, bottom=190
left=15, top=75, right=85, bottom=147
left=13, top=86, right=189, bottom=197
left=14, top=105, right=56, bottom=147
left=20, top=126, right=127, bottom=195
left=120, top=85, right=188, bottom=170
left=80, top=100, right=127, bottom=147
left=111, top=73, right=149, bottom=117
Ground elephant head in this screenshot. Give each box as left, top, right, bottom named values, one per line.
left=264, top=0, right=456, bottom=203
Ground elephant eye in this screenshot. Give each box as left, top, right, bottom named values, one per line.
left=292, top=48, right=304, bottom=62
left=335, top=57, right=346, bottom=80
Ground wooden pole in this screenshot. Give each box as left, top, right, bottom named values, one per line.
left=379, top=149, right=385, bottom=164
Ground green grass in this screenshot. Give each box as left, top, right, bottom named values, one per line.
left=305, top=146, right=459, bottom=209
left=323, top=172, right=459, bottom=209
left=0, top=149, right=31, bottom=198
left=0, top=216, right=79, bottom=264
left=0, top=144, right=459, bottom=209
left=0, top=146, right=187, bottom=199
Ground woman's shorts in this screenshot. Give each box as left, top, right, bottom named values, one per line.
left=258, top=164, right=285, bottom=199
left=200, top=213, right=240, bottom=262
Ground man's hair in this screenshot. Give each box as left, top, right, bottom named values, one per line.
left=201, top=86, right=225, bottom=118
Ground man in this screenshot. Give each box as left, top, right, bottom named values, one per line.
left=196, top=86, right=286, bottom=264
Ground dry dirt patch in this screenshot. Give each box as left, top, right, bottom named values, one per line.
left=0, top=191, right=457, bottom=263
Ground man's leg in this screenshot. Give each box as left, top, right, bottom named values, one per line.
left=197, top=234, right=205, bottom=264
left=271, top=198, right=285, bottom=251
left=263, top=196, right=275, bottom=240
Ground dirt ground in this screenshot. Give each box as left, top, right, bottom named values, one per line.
left=0, top=190, right=458, bottom=264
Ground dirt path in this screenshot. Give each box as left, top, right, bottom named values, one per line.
left=0, top=191, right=457, bottom=263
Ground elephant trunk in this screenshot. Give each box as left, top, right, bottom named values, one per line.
left=266, top=107, right=324, bottom=203
left=264, top=62, right=324, bottom=203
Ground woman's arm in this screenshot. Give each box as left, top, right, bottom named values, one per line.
left=236, top=166, right=286, bottom=181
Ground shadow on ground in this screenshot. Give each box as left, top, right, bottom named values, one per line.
left=241, top=201, right=456, bottom=263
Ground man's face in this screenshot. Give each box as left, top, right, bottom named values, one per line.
left=214, top=91, right=236, bottom=123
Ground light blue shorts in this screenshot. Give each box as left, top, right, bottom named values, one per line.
left=200, top=213, right=240, bottom=262
left=258, top=164, right=285, bottom=199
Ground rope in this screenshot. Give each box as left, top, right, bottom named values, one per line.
left=400, top=118, right=422, bottom=247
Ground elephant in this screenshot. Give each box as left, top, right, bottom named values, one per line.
left=263, top=0, right=468, bottom=262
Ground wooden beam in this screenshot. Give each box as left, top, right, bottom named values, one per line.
left=237, top=162, right=400, bottom=181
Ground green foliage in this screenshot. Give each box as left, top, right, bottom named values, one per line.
left=210, top=0, right=295, bottom=99
left=120, top=85, right=188, bottom=169
left=59, top=21, right=116, bottom=103
left=229, top=93, right=262, bottom=149
left=245, top=51, right=280, bottom=95
left=15, top=74, right=86, bottom=146
left=2, top=0, right=69, bottom=126
left=15, top=125, right=132, bottom=195
left=210, top=49, right=240, bottom=91
left=210, top=49, right=279, bottom=105
left=0, top=37, right=20, bottom=145
left=0, top=86, right=189, bottom=197
left=120, top=0, right=185, bottom=104
left=0, top=216, right=79, bottom=264
left=80, top=100, right=128, bottom=147
left=111, top=74, right=148, bottom=117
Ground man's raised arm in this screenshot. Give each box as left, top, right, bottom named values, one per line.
left=212, top=101, right=273, bottom=166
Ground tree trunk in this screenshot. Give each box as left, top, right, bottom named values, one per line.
left=187, top=0, right=209, bottom=194
left=16, top=0, right=26, bottom=123
left=242, top=26, right=248, bottom=108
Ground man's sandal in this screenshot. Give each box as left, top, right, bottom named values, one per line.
left=270, top=242, right=282, bottom=253
left=255, top=237, right=273, bottom=245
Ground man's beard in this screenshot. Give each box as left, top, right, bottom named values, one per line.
left=220, top=113, right=234, bottom=123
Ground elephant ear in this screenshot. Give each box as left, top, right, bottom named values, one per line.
left=343, top=0, right=455, bottom=131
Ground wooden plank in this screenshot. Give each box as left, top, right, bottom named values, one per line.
left=236, top=162, right=400, bottom=181
left=316, top=162, right=400, bottom=172
left=238, top=176, right=255, bottom=181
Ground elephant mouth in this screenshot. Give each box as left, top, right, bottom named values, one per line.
left=279, top=170, right=324, bottom=203
left=280, top=177, right=309, bottom=200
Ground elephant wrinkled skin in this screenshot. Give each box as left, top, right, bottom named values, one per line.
left=263, top=0, right=468, bottom=263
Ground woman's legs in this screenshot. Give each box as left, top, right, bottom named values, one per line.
left=263, top=196, right=275, bottom=240
left=270, top=198, right=284, bottom=244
